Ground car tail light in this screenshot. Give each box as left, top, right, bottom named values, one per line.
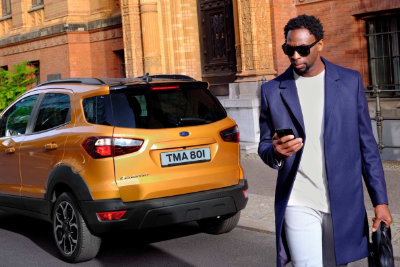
left=220, top=125, right=240, bottom=143
left=82, top=137, right=144, bottom=159
left=151, top=85, right=180, bottom=90
left=97, top=210, right=126, bottom=221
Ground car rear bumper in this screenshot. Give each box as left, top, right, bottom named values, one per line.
left=80, top=179, right=248, bottom=234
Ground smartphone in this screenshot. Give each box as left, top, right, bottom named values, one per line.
left=275, top=128, right=295, bottom=138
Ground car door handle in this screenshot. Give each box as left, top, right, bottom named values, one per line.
left=5, top=147, right=15, bottom=154
left=44, top=143, right=58, bottom=151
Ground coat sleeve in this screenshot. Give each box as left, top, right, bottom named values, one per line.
left=258, top=85, right=282, bottom=170
left=357, top=73, right=389, bottom=206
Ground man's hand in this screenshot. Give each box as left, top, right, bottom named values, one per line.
left=372, top=204, right=393, bottom=232
left=273, top=133, right=303, bottom=160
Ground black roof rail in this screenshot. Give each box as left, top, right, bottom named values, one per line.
left=136, top=74, right=197, bottom=82
left=37, top=78, right=106, bottom=87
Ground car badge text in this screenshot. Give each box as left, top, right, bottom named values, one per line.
left=120, top=174, right=149, bottom=180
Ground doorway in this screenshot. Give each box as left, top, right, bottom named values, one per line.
left=198, top=0, right=237, bottom=96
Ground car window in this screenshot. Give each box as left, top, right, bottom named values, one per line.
left=82, top=86, right=227, bottom=129
left=0, top=94, right=39, bottom=137
left=110, top=87, right=227, bottom=129
left=82, top=95, right=114, bottom=126
left=33, top=93, right=71, bottom=132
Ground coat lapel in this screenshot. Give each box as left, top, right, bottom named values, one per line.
left=322, top=58, right=340, bottom=132
left=279, top=68, right=305, bottom=137
left=279, top=59, right=340, bottom=139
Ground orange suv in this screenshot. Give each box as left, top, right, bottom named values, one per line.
left=0, top=75, right=248, bottom=262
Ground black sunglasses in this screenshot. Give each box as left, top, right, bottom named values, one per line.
left=282, top=39, right=320, bottom=57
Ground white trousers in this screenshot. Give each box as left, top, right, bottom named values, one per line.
left=284, top=206, right=345, bottom=267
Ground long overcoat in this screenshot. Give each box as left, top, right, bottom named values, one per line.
left=258, top=58, right=389, bottom=266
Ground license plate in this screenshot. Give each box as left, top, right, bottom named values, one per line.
left=160, top=147, right=211, bottom=167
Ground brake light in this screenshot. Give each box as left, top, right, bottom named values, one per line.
left=151, top=85, right=180, bottom=90
left=82, top=137, right=144, bottom=159
left=220, top=125, right=240, bottom=143
left=97, top=210, right=126, bottom=221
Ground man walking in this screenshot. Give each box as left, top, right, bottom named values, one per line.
left=258, top=14, right=392, bottom=266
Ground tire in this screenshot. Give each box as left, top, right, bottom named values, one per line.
left=53, top=192, right=101, bottom=262
left=198, top=211, right=240, bottom=235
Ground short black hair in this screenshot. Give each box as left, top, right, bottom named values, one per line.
left=284, top=14, right=324, bottom=41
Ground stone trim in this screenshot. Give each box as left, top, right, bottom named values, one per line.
left=0, top=26, right=123, bottom=56
left=89, top=27, right=123, bottom=42
left=0, top=15, right=122, bottom=47
left=88, top=15, right=122, bottom=31
left=0, top=14, right=11, bottom=22
left=0, top=35, right=68, bottom=56
left=295, top=0, right=325, bottom=5
left=27, top=4, right=44, bottom=13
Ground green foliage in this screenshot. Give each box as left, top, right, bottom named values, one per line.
left=0, top=62, right=37, bottom=111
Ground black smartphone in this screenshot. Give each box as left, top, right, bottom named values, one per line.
left=275, top=128, right=295, bottom=138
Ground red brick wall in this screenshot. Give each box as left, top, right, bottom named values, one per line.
left=45, top=0, right=68, bottom=20
left=90, top=33, right=125, bottom=78
left=291, top=0, right=400, bottom=86
left=0, top=27, right=124, bottom=82
left=67, top=28, right=124, bottom=79
left=271, top=0, right=297, bottom=75
left=68, top=32, right=93, bottom=78
left=0, top=41, right=69, bottom=84
left=40, top=44, right=70, bottom=82
left=293, top=1, right=368, bottom=85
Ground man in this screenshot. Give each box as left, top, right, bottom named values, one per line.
left=258, top=14, right=393, bottom=267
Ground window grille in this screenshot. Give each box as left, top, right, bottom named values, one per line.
left=32, top=0, right=43, bottom=7
left=365, top=14, right=400, bottom=97
left=2, top=0, right=11, bottom=16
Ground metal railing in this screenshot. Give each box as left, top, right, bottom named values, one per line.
left=365, top=87, right=400, bottom=153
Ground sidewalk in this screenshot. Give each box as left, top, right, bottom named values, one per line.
left=238, top=153, right=400, bottom=264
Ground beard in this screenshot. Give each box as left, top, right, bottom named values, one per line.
left=292, top=63, right=310, bottom=76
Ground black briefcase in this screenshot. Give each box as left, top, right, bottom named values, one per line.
left=368, top=221, right=395, bottom=267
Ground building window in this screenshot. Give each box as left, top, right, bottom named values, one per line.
left=2, top=0, right=11, bottom=16
left=366, top=14, right=400, bottom=96
left=0, top=65, right=8, bottom=71
left=29, top=61, right=40, bottom=84
left=114, top=50, right=126, bottom=78
left=32, top=0, right=43, bottom=7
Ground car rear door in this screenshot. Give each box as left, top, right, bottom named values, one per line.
left=110, top=83, right=242, bottom=202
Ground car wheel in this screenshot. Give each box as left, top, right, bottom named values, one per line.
left=53, top=192, right=101, bottom=262
left=198, top=211, right=240, bottom=235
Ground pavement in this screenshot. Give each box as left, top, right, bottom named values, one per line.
left=238, top=151, right=400, bottom=265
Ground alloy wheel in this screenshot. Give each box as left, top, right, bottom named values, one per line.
left=54, top=201, right=79, bottom=256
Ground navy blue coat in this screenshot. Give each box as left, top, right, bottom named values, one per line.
left=258, top=58, right=389, bottom=266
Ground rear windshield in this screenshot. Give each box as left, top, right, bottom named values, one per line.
left=83, top=86, right=227, bottom=129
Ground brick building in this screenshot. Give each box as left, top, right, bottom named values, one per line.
left=0, top=0, right=124, bottom=82
left=0, top=0, right=398, bottom=91
left=0, top=0, right=398, bottom=151
left=275, top=0, right=400, bottom=93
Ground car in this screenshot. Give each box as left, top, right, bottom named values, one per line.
left=0, top=74, right=248, bottom=262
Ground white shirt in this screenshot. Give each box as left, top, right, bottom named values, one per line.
left=287, top=70, right=330, bottom=213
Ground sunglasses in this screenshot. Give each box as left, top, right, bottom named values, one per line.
left=282, top=39, right=320, bottom=57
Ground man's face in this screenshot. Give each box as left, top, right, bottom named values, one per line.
left=285, top=28, right=323, bottom=76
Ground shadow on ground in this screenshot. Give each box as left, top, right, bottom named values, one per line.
left=0, top=211, right=202, bottom=266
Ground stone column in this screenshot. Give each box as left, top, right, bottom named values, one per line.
left=157, top=0, right=202, bottom=79
left=235, top=0, right=276, bottom=81
left=220, top=0, right=277, bottom=148
left=120, top=0, right=144, bottom=78
left=140, top=0, right=162, bottom=74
